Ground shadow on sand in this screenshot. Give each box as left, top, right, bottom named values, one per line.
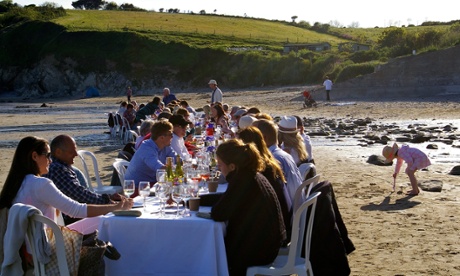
left=360, top=192, right=421, bottom=211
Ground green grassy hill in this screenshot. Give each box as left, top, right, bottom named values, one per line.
left=0, top=8, right=459, bottom=95
left=53, top=10, right=347, bottom=49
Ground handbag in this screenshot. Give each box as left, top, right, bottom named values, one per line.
left=45, top=227, right=120, bottom=276
left=45, top=226, right=82, bottom=276
left=78, top=230, right=120, bottom=276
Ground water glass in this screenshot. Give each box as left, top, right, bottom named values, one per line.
left=171, top=185, right=183, bottom=217
left=138, top=181, right=150, bottom=211
left=154, top=182, right=170, bottom=217
left=123, top=180, right=135, bottom=198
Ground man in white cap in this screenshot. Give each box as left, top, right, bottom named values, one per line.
left=208, top=79, right=223, bottom=104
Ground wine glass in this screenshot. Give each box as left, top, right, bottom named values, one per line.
left=154, top=182, right=170, bottom=217
left=181, top=183, right=193, bottom=217
left=171, top=184, right=183, bottom=217
left=138, top=181, right=150, bottom=212
left=156, top=169, right=166, bottom=184
left=123, top=180, right=135, bottom=198
left=198, top=164, right=210, bottom=193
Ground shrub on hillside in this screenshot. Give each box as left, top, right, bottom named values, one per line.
left=335, top=62, right=379, bottom=82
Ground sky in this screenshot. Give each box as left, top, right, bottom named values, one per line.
left=14, top=0, right=460, bottom=28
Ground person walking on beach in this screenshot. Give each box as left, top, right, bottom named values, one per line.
left=323, top=76, right=333, bottom=101
left=382, top=143, right=431, bottom=196
left=208, top=79, right=223, bottom=104
left=127, top=86, right=132, bottom=102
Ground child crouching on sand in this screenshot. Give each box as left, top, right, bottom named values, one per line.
left=382, top=143, right=431, bottom=196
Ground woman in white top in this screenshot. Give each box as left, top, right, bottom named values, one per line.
left=0, top=136, right=133, bottom=223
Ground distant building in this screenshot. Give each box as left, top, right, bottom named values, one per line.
left=338, top=42, right=371, bottom=52
left=283, top=42, right=331, bottom=53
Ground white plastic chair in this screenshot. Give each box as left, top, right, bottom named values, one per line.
left=77, top=150, right=123, bottom=194
left=246, top=192, right=321, bottom=276
left=111, top=112, right=122, bottom=139
left=120, top=117, right=131, bottom=143
left=293, top=174, right=321, bottom=213
left=298, top=162, right=317, bottom=181
left=113, top=160, right=130, bottom=185
left=26, top=214, right=70, bottom=276
left=128, top=130, right=139, bottom=144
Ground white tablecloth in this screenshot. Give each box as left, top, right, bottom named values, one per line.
left=97, top=206, right=228, bottom=276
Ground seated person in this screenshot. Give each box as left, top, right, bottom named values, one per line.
left=135, top=96, right=161, bottom=124
left=0, top=136, right=132, bottom=225
left=169, top=115, right=193, bottom=161
left=44, top=135, right=126, bottom=225
left=124, top=120, right=177, bottom=193
left=135, top=119, right=155, bottom=150
left=123, top=103, right=137, bottom=130
left=211, top=139, right=286, bottom=275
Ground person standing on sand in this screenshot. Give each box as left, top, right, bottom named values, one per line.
left=208, top=79, right=223, bottom=104
left=127, top=86, right=132, bottom=102
left=323, top=76, right=333, bottom=101
left=382, top=143, right=431, bottom=196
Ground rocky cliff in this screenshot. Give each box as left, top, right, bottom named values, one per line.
left=333, top=45, right=460, bottom=101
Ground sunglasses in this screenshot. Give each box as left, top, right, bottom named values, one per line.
left=42, top=152, right=52, bottom=159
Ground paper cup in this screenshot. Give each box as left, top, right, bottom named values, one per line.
left=207, top=181, right=218, bottom=193
left=189, top=197, right=200, bottom=211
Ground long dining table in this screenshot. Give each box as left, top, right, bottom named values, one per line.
left=68, top=184, right=229, bottom=275
left=98, top=184, right=228, bottom=276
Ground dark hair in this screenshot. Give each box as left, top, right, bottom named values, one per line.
left=180, top=100, right=189, bottom=107
left=247, top=107, right=261, bottom=114
left=212, top=103, right=226, bottom=120
left=152, top=96, right=161, bottom=105
left=216, top=139, right=264, bottom=174
left=0, top=136, right=49, bottom=208
left=151, top=120, right=173, bottom=140
left=238, top=127, right=285, bottom=183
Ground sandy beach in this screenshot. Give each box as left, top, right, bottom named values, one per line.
left=1, top=87, right=459, bottom=275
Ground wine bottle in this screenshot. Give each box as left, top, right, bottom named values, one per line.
left=165, top=156, right=174, bottom=182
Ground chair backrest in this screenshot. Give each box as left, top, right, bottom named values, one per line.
left=26, top=214, right=70, bottom=276
left=113, top=160, right=130, bottom=185
left=293, top=174, right=321, bottom=214
left=128, top=130, right=139, bottom=144
left=298, top=162, right=316, bottom=181
left=77, top=150, right=103, bottom=191
left=286, top=191, right=320, bottom=269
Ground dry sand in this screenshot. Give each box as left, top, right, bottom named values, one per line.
left=1, top=87, right=459, bottom=275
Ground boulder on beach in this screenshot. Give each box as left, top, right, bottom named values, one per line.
left=367, top=155, right=391, bottom=166
left=419, top=180, right=443, bottom=192
left=449, top=165, right=460, bottom=175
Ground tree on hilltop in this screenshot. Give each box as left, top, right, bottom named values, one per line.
left=72, top=0, right=106, bottom=10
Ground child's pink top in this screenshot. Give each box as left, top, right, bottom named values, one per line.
left=395, top=145, right=431, bottom=174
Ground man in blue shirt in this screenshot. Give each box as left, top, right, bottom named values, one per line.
left=125, top=120, right=177, bottom=189
left=162, top=87, right=178, bottom=106
left=254, top=119, right=302, bottom=206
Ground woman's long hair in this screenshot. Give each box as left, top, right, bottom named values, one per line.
left=216, top=139, right=264, bottom=175
left=212, top=103, right=228, bottom=123
left=238, top=126, right=286, bottom=183
left=0, top=136, right=48, bottom=209
left=278, top=131, right=308, bottom=162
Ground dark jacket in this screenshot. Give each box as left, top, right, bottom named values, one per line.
left=308, top=181, right=355, bottom=276
left=211, top=170, right=286, bottom=276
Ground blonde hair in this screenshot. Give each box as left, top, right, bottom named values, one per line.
left=278, top=131, right=308, bottom=162
left=238, top=127, right=286, bottom=183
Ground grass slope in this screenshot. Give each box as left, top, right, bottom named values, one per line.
left=53, top=10, right=347, bottom=48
